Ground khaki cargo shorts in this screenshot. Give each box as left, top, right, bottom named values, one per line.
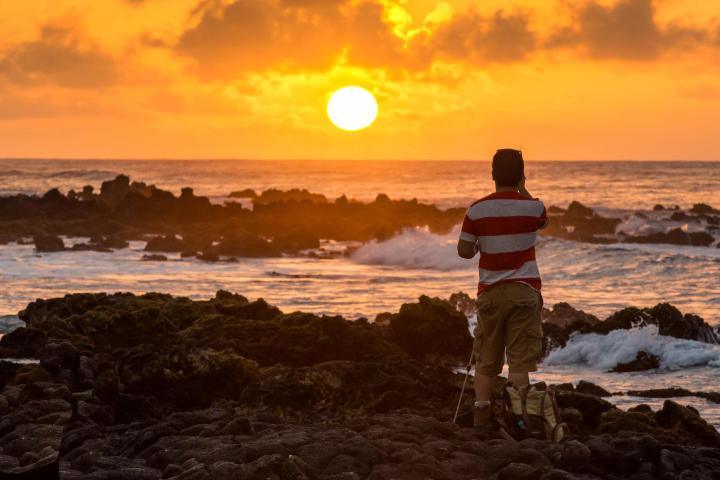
left=473, top=282, right=543, bottom=376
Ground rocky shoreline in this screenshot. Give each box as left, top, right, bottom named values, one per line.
left=0, top=292, right=718, bottom=478
left=1, top=175, right=718, bottom=261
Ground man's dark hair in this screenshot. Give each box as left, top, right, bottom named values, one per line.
left=492, top=149, right=524, bottom=187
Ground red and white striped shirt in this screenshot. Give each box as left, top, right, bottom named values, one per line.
left=460, top=191, right=548, bottom=295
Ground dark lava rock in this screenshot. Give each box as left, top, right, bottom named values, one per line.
left=0, top=327, right=47, bottom=358
left=543, top=201, right=621, bottom=243
left=145, top=234, right=185, bottom=252
left=576, top=381, right=611, bottom=397
left=386, top=295, right=472, bottom=358
left=141, top=254, right=168, bottom=261
left=271, top=231, right=321, bottom=254
left=611, top=352, right=660, bottom=373
left=625, top=227, right=715, bottom=246
left=33, top=235, right=65, bottom=252
left=253, top=188, right=328, bottom=205
left=215, top=234, right=280, bottom=257
left=197, top=251, right=220, bottom=262
left=626, top=387, right=693, bottom=398
left=592, top=303, right=719, bottom=344
left=228, top=188, right=257, bottom=199
left=5, top=290, right=720, bottom=480
left=690, top=203, right=720, bottom=215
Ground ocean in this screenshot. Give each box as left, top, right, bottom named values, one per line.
left=0, top=159, right=719, bottom=428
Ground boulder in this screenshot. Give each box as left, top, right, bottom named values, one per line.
left=576, top=381, right=611, bottom=397
left=611, top=352, right=660, bottom=373
left=387, top=296, right=472, bottom=358
left=271, top=232, right=320, bottom=254
left=33, top=235, right=65, bottom=252
left=215, top=234, right=280, bottom=257
left=145, top=235, right=185, bottom=252
left=690, top=203, right=719, bottom=215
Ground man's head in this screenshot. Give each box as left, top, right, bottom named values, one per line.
left=492, top=149, right=524, bottom=187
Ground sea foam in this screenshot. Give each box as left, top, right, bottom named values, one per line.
left=544, top=326, right=720, bottom=371
left=351, top=226, right=470, bottom=270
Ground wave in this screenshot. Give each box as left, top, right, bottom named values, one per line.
left=0, top=315, right=22, bottom=334
left=49, top=169, right=118, bottom=180
left=544, top=326, right=720, bottom=371
left=351, top=226, right=471, bottom=270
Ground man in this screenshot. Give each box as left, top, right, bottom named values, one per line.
left=457, top=149, right=548, bottom=429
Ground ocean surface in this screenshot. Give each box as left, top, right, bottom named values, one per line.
left=1, top=159, right=719, bottom=428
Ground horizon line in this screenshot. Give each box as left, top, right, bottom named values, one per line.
left=1, top=158, right=720, bottom=163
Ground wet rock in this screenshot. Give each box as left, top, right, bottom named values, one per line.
left=271, top=231, right=321, bottom=254
left=655, top=400, right=720, bottom=447
left=0, top=327, right=47, bottom=357
left=498, top=462, right=540, bottom=480
left=33, top=234, right=65, bottom=252
left=215, top=234, right=280, bottom=257
left=576, top=381, right=611, bottom=397
left=598, top=409, right=659, bottom=434
left=594, top=303, right=719, bottom=344
left=141, top=254, right=168, bottom=261
left=145, top=235, right=185, bottom=252
left=228, top=188, right=257, bottom=199
left=690, top=203, right=719, bottom=215
left=611, top=351, right=660, bottom=373
left=625, top=228, right=715, bottom=247
left=543, top=201, right=621, bottom=243
left=387, top=295, right=472, bottom=358
left=253, top=188, right=328, bottom=205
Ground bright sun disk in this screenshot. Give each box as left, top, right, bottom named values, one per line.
left=327, top=86, right=378, bottom=131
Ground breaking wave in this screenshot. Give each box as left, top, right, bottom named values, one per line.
left=544, top=326, right=720, bottom=371
left=351, top=226, right=470, bottom=270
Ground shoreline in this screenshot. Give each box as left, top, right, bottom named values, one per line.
left=0, top=290, right=718, bottom=478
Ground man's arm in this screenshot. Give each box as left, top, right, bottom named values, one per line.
left=518, top=176, right=550, bottom=230
left=457, top=239, right=478, bottom=259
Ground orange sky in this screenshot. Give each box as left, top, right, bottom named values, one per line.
left=0, top=0, right=719, bottom=160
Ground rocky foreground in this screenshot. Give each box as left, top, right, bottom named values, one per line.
left=1, top=175, right=718, bottom=260
left=0, top=293, right=719, bottom=479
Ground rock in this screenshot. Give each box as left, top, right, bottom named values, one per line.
left=593, top=303, right=719, bottom=344
left=576, top=381, right=611, bottom=397
left=253, top=188, right=328, bottom=205
left=228, top=188, right=257, bottom=199
left=611, top=351, right=660, bottom=373
left=598, top=409, right=659, bottom=434
left=100, top=174, right=131, bottom=206
left=656, top=400, right=720, bottom=447
left=387, top=295, right=472, bottom=358
left=141, top=254, right=168, bottom=261
left=215, top=234, right=280, bottom=257
left=498, top=462, right=540, bottom=480
left=690, top=203, right=719, bottom=215
left=145, top=235, right=185, bottom=252
left=542, top=303, right=600, bottom=329
left=0, top=327, right=47, bottom=357
left=625, top=228, right=715, bottom=247
left=271, top=231, right=320, bottom=254
left=626, top=387, right=694, bottom=398
left=33, top=235, right=65, bottom=252
left=196, top=251, right=220, bottom=262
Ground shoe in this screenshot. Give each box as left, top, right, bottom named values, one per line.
left=473, top=405, right=491, bottom=428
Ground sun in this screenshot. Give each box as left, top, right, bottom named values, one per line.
left=327, top=86, right=378, bottom=131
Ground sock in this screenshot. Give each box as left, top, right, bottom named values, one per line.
left=474, top=400, right=491, bottom=409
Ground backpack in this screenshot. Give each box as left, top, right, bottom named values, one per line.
left=498, top=382, right=568, bottom=442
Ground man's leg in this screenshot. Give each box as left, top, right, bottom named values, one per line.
left=507, top=371, right=530, bottom=387
left=473, top=291, right=505, bottom=427
left=473, top=372, right=495, bottom=402
left=504, top=284, right=543, bottom=386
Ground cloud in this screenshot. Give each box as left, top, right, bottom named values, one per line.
left=0, top=24, right=119, bottom=88
left=548, top=0, right=709, bottom=60
left=429, top=10, right=536, bottom=63
left=174, top=0, right=540, bottom=78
